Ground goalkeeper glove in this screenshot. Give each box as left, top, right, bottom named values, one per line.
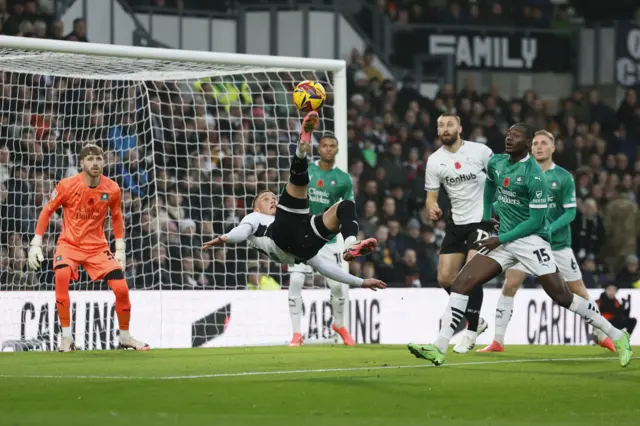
left=115, top=239, right=126, bottom=270
left=28, top=235, right=44, bottom=271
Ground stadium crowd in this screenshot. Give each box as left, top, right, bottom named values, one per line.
left=0, top=0, right=639, bottom=293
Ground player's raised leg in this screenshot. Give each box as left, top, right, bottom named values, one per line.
left=285, top=111, right=319, bottom=200
left=408, top=253, right=502, bottom=365
left=478, top=267, right=522, bottom=352
left=536, top=272, right=632, bottom=367
left=321, top=201, right=376, bottom=261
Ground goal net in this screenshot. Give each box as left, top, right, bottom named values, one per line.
left=0, top=36, right=348, bottom=351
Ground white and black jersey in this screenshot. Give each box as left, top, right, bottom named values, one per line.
left=226, top=212, right=298, bottom=265
left=425, top=141, right=494, bottom=255
left=425, top=140, right=493, bottom=225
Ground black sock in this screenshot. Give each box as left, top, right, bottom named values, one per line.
left=289, top=154, right=309, bottom=186
left=465, top=284, right=484, bottom=332
left=336, top=200, right=358, bottom=239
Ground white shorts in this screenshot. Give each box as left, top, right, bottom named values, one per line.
left=511, top=247, right=582, bottom=282
left=484, top=235, right=557, bottom=277
left=289, top=243, right=343, bottom=275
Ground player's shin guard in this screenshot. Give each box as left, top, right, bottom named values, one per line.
left=330, top=282, right=347, bottom=329
left=106, top=271, right=131, bottom=332
left=568, top=294, right=623, bottom=341
left=54, top=266, right=72, bottom=335
left=465, top=284, right=483, bottom=332
left=288, top=272, right=305, bottom=334
left=336, top=200, right=358, bottom=242
left=435, top=292, right=469, bottom=353
left=494, top=295, right=514, bottom=345
left=289, top=152, right=309, bottom=186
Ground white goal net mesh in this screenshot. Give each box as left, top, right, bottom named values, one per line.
left=0, top=48, right=338, bottom=299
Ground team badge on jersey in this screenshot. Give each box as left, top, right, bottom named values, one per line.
left=503, top=177, right=510, bottom=187
left=56, top=255, right=62, bottom=261
left=551, top=181, right=558, bottom=188
left=331, top=180, right=335, bottom=185
left=316, top=179, right=324, bottom=188
left=516, top=176, right=523, bottom=184
left=101, top=193, right=109, bottom=201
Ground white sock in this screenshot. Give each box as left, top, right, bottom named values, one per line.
left=568, top=294, right=622, bottom=341
left=62, top=327, right=72, bottom=338
left=435, top=292, right=469, bottom=353
left=120, top=330, right=130, bottom=340
left=587, top=297, right=607, bottom=342
left=494, top=295, right=514, bottom=346
left=330, top=282, right=347, bottom=329
left=344, top=236, right=357, bottom=249
left=289, top=272, right=305, bottom=334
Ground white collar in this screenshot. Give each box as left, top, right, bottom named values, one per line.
left=548, top=162, right=556, bottom=170
left=314, top=160, right=336, bottom=169
left=519, top=154, right=530, bottom=163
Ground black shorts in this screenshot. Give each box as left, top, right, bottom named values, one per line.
left=269, top=188, right=335, bottom=262
left=440, top=222, right=494, bottom=255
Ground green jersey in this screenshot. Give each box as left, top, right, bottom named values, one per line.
left=487, top=154, right=550, bottom=242
left=544, top=163, right=576, bottom=251
left=308, top=161, right=354, bottom=244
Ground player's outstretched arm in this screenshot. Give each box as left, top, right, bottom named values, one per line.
left=307, top=255, right=386, bottom=290
left=28, top=182, right=67, bottom=270
left=202, top=222, right=254, bottom=249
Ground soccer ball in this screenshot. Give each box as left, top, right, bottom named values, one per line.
left=293, top=80, right=326, bottom=112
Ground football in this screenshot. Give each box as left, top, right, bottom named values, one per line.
left=292, top=80, right=326, bottom=112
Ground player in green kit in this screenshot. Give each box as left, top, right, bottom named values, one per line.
left=288, top=134, right=374, bottom=347
left=479, top=130, right=615, bottom=353
left=408, top=123, right=633, bottom=368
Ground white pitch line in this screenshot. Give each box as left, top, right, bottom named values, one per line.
left=0, top=356, right=634, bottom=380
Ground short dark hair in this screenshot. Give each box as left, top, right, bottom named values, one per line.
left=79, top=144, right=104, bottom=161
left=319, top=133, right=338, bottom=144
left=512, top=123, right=535, bottom=141
left=252, top=189, right=275, bottom=210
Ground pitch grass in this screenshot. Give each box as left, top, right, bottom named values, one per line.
left=0, top=345, right=638, bottom=426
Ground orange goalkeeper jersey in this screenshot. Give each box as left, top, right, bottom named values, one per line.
left=35, top=173, right=124, bottom=250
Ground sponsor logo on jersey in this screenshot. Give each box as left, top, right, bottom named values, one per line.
left=535, top=190, right=543, bottom=199
left=309, top=187, right=331, bottom=205
left=497, top=186, right=520, bottom=205
left=444, top=173, right=477, bottom=185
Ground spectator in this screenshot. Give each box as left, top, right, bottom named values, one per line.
left=597, top=283, right=637, bottom=335
left=602, top=185, right=638, bottom=273
left=391, top=248, right=421, bottom=287
left=66, top=18, right=88, bottom=42
left=616, top=255, right=640, bottom=288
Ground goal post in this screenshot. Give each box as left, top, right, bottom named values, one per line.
left=0, top=35, right=351, bottom=350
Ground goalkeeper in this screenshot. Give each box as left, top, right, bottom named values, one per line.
left=27, top=145, right=149, bottom=352
left=288, top=134, right=357, bottom=347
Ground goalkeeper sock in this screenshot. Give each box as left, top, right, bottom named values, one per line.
left=288, top=272, right=305, bottom=334
left=568, top=294, right=622, bottom=341
left=465, top=284, right=484, bottom=332
left=54, top=266, right=72, bottom=329
left=108, top=278, right=131, bottom=331
left=494, top=295, right=514, bottom=345
left=289, top=152, right=309, bottom=186
left=337, top=200, right=359, bottom=244
left=330, top=282, right=347, bottom=329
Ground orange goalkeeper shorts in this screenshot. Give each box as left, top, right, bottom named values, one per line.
left=53, top=243, right=122, bottom=281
